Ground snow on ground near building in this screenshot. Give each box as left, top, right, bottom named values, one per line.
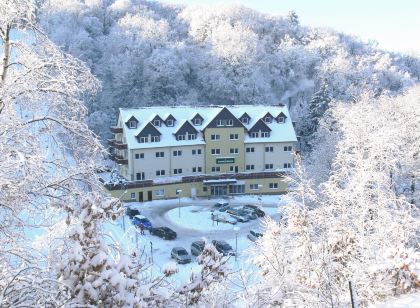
left=375, top=292, right=420, bottom=307
left=104, top=195, right=285, bottom=285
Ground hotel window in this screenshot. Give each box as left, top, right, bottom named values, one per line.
left=284, top=163, right=292, bottom=168
left=192, top=166, right=203, bottom=173
left=153, top=119, right=161, bottom=126
left=177, top=135, right=185, bottom=141
left=278, top=117, right=285, bottom=123
left=155, top=189, right=164, bottom=197
left=139, top=136, right=148, bottom=143
left=241, top=117, right=249, bottom=124
left=211, top=134, right=220, bottom=140
left=265, top=146, right=274, bottom=152
left=129, top=121, right=137, bottom=129
left=261, top=132, right=270, bottom=137
left=135, top=153, right=144, bottom=159
left=155, top=151, right=164, bottom=158
left=151, top=135, right=160, bottom=142
left=173, top=150, right=182, bottom=156
left=265, top=163, right=273, bottom=170
left=211, top=148, right=220, bottom=155
left=192, top=149, right=202, bottom=155
left=156, top=170, right=165, bottom=176
left=246, top=147, right=255, bottom=153
left=166, top=119, right=174, bottom=126
left=246, top=164, right=255, bottom=170
left=136, top=172, right=145, bottom=180
left=226, top=119, right=233, bottom=126
left=264, top=116, right=272, bottom=123
left=284, top=146, right=292, bottom=151
left=173, top=168, right=182, bottom=175
left=269, top=183, right=278, bottom=189
left=130, top=193, right=136, bottom=199
left=211, top=166, right=220, bottom=172
left=250, top=184, right=259, bottom=190
left=230, top=133, right=239, bottom=140
left=229, top=184, right=245, bottom=194
left=188, top=134, right=196, bottom=140
left=216, top=119, right=223, bottom=126
left=250, top=132, right=258, bottom=138
left=230, top=148, right=239, bottom=154
left=193, top=118, right=202, bottom=126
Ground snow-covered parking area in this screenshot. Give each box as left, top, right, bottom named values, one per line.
left=105, top=195, right=285, bottom=285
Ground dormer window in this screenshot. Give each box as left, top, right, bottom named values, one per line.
left=241, top=117, right=249, bottom=124
left=177, top=135, right=186, bottom=141
left=216, top=119, right=223, bottom=126
left=188, top=134, right=196, bottom=140
left=153, top=119, right=161, bottom=127
left=278, top=117, right=285, bottom=123
left=193, top=118, right=202, bottom=126
left=151, top=135, right=160, bottom=142
left=261, top=132, right=270, bottom=137
left=129, top=121, right=137, bottom=129
left=139, top=136, right=148, bottom=143
left=166, top=119, right=174, bottom=127
left=226, top=119, right=233, bottom=126
left=250, top=132, right=259, bottom=138
left=264, top=116, right=272, bottom=123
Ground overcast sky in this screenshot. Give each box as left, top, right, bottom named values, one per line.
left=162, top=0, right=420, bottom=55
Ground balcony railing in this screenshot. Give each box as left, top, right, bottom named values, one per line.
left=107, top=139, right=127, bottom=149
left=110, top=154, right=128, bottom=165
left=110, top=126, right=123, bottom=133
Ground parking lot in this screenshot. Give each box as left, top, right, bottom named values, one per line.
left=107, top=195, right=285, bottom=284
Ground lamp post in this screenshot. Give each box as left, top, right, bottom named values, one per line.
left=176, top=189, right=182, bottom=218
left=233, top=226, right=240, bottom=261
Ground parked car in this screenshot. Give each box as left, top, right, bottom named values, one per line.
left=126, top=208, right=141, bottom=219
left=243, top=205, right=266, bottom=217
left=212, top=213, right=237, bottom=225
left=150, top=227, right=177, bottom=240
left=132, top=215, right=152, bottom=229
left=238, top=209, right=257, bottom=220
left=214, top=201, right=229, bottom=208
left=191, top=240, right=206, bottom=256
left=217, top=204, right=231, bottom=212
left=227, top=209, right=249, bottom=223
left=247, top=230, right=263, bottom=242
left=171, top=247, right=192, bottom=264
left=211, top=240, right=235, bottom=256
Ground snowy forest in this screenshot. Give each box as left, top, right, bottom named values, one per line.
left=1, top=0, right=419, bottom=307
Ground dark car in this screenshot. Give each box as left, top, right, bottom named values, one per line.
left=214, top=201, right=229, bottom=208
left=227, top=209, right=249, bottom=222
left=171, top=247, right=192, bottom=264
left=150, top=227, right=177, bottom=240
left=211, top=240, right=235, bottom=256
left=243, top=205, right=265, bottom=217
left=238, top=209, right=257, bottom=220
left=247, top=230, right=263, bottom=242
left=126, top=208, right=141, bottom=219
left=132, top=215, right=152, bottom=229
left=191, top=240, right=206, bottom=256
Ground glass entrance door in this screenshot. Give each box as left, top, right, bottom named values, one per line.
left=211, top=185, right=227, bottom=196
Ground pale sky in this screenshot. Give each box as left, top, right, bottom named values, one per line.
left=162, top=0, right=420, bottom=55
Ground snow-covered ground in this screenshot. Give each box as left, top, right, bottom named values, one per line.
left=375, top=292, right=420, bottom=307
left=105, top=195, right=285, bottom=285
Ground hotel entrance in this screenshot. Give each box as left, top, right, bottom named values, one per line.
left=210, top=185, right=227, bottom=196
left=203, top=179, right=237, bottom=197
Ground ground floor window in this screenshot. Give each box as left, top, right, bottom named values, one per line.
left=130, top=192, right=136, bottom=199
left=269, top=183, right=278, bottom=189
left=229, top=184, right=245, bottom=194
left=250, top=184, right=259, bottom=190
left=155, top=189, right=164, bottom=197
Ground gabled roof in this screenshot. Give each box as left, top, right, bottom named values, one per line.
left=174, top=121, right=198, bottom=135
left=239, top=112, right=251, bottom=120
left=204, top=107, right=245, bottom=129
left=276, top=112, right=287, bottom=119
left=248, top=119, right=272, bottom=133
left=151, top=115, right=164, bottom=123
left=165, top=114, right=176, bottom=121
left=136, top=122, right=162, bottom=138
left=125, top=115, right=139, bottom=127
left=263, top=112, right=274, bottom=119
left=191, top=113, right=204, bottom=121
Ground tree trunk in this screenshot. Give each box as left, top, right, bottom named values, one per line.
left=0, top=24, right=11, bottom=114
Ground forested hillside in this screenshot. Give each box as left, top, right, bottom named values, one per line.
left=40, top=0, right=420, bottom=139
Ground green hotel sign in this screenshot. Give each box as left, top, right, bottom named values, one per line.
left=216, top=157, right=235, bottom=164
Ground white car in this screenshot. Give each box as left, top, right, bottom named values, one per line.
left=211, top=213, right=238, bottom=224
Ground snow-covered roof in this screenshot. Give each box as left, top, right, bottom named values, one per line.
left=117, top=105, right=297, bottom=149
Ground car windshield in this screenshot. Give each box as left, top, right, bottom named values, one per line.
left=178, top=250, right=188, bottom=255
left=138, top=218, right=149, bottom=223
left=220, top=243, right=231, bottom=250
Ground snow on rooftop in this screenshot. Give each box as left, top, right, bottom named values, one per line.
left=118, top=105, right=297, bottom=150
